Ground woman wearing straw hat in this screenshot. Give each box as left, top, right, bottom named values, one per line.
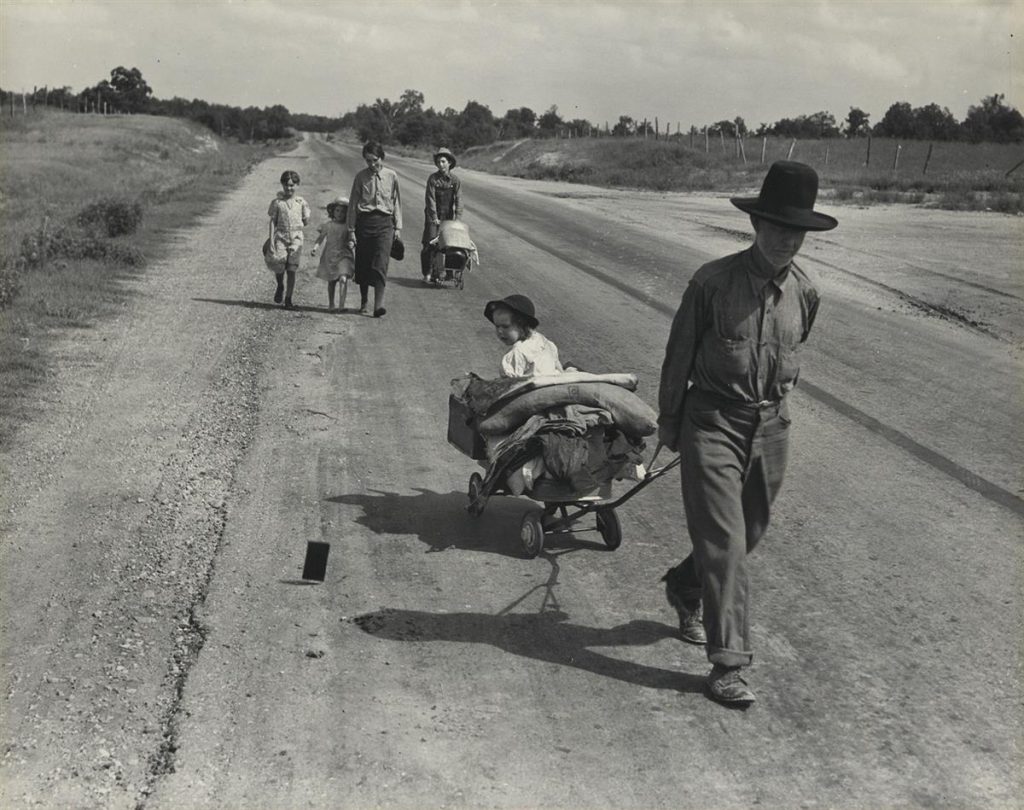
left=420, top=147, right=463, bottom=283
left=657, top=161, right=838, bottom=707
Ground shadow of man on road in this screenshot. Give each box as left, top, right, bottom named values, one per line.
left=326, top=487, right=609, bottom=558
left=351, top=607, right=704, bottom=693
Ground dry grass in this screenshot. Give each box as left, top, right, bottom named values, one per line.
left=0, top=108, right=284, bottom=446
left=458, top=136, right=1024, bottom=212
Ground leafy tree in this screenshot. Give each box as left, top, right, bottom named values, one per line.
left=711, top=119, right=737, bottom=138
left=399, top=88, right=424, bottom=114
left=912, top=103, right=960, bottom=140
left=611, top=115, right=635, bottom=136
left=807, top=111, right=839, bottom=138
left=108, top=66, right=151, bottom=112
left=963, top=93, right=1024, bottom=143
left=566, top=118, right=591, bottom=136
left=873, top=101, right=915, bottom=138
left=499, top=107, right=537, bottom=139
left=845, top=107, right=870, bottom=137
left=537, top=105, right=564, bottom=137
left=371, top=97, right=402, bottom=140
left=453, top=100, right=496, bottom=149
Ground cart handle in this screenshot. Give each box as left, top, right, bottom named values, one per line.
left=592, top=443, right=680, bottom=512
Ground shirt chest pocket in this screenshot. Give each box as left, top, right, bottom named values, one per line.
left=704, top=332, right=754, bottom=377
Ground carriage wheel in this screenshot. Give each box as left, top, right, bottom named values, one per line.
left=456, top=269, right=465, bottom=290
left=596, top=508, right=622, bottom=550
left=467, top=473, right=484, bottom=517
left=519, top=511, right=545, bottom=558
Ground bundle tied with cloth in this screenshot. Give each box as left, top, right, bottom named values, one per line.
left=449, top=370, right=658, bottom=497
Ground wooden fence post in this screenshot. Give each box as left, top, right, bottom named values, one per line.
left=655, top=116, right=659, bottom=140
left=760, top=136, right=767, bottom=164
left=824, top=143, right=830, bottom=166
left=704, top=127, right=709, bottom=153
left=738, top=136, right=747, bottom=165
left=865, top=135, right=872, bottom=166
left=922, top=142, right=933, bottom=175
left=1004, top=156, right=1024, bottom=177
left=719, top=129, right=726, bottom=153
left=40, top=216, right=49, bottom=271
left=787, top=139, right=796, bottom=159
left=892, top=143, right=902, bottom=171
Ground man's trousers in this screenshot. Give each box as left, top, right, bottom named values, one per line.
left=670, top=392, right=791, bottom=667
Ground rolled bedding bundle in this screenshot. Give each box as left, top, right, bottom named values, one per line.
left=477, top=381, right=658, bottom=438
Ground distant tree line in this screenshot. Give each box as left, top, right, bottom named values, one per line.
left=344, top=91, right=1024, bottom=147
left=5, top=67, right=1021, bottom=146
left=0, top=66, right=343, bottom=141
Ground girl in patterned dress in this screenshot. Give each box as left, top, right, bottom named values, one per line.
left=267, top=170, right=311, bottom=309
left=310, top=197, right=354, bottom=312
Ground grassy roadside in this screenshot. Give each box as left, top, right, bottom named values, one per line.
left=456, top=137, right=1024, bottom=213
left=0, top=109, right=289, bottom=447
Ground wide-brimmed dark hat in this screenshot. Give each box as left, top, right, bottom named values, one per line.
left=433, top=147, right=457, bottom=169
left=731, top=161, right=838, bottom=231
left=484, top=294, right=538, bottom=329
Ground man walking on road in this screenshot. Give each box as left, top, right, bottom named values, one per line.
left=657, top=161, right=838, bottom=706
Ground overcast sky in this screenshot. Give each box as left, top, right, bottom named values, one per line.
left=1, top=0, right=1021, bottom=128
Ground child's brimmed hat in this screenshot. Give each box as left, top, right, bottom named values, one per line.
left=325, top=196, right=349, bottom=215
left=484, top=294, right=538, bottom=329
left=433, top=147, right=457, bottom=169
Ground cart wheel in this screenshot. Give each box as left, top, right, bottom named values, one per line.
left=467, top=473, right=484, bottom=517
left=456, top=270, right=465, bottom=290
left=596, top=508, right=622, bottom=550
left=519, top=511, right=545, bottom=558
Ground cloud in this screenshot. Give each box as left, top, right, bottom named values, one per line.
left=1, top=0, right=1020, bottom=125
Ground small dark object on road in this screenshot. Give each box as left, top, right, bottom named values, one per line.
left=302, top=541, right=330, bottom=581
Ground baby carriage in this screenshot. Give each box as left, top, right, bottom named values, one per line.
left=448, top=372, right=679, bottom=558
left=428, top=220, right=477, bottom=289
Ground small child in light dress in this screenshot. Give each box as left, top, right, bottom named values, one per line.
left=267, top=170, right=311, bottom=309
left=311, top=197, right=355, bottom=312
left=484, top=294, right=565, bottom=378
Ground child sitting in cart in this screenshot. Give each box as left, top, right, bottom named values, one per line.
left=484, top=294, right=574, bottom=378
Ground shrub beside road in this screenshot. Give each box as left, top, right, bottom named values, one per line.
left=0, top=109, right=285, bottom=446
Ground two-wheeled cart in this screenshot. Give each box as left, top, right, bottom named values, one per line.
left=464, top=439, right=679, bottom=558
left=427, top=220, right=476, bottom=289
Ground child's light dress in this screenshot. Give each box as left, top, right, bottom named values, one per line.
left=314, top=221, right=355, bottom=281
left=500, top=331, right=564, bottom=378
left=267, top=192, right=311, bottom=269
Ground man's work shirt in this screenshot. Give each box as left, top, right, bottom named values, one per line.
left=347, top=165, right=402, bottom=231
left=658, top=247, right=820, bottom=430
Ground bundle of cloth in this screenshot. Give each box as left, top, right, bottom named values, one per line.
left=433, top=220, right=480, bottom=270
left=451, top=371, right=658, bottom=497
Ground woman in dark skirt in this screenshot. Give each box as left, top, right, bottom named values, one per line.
left=346, top=141, right=403, bottom=317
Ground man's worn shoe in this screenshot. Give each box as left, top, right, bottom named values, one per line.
left=706, top=664, right=755, bottom=706
left=662, top=571, right=706, bottom=645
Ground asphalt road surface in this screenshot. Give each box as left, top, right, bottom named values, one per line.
left=1, top=134, right=1021, bottom=809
